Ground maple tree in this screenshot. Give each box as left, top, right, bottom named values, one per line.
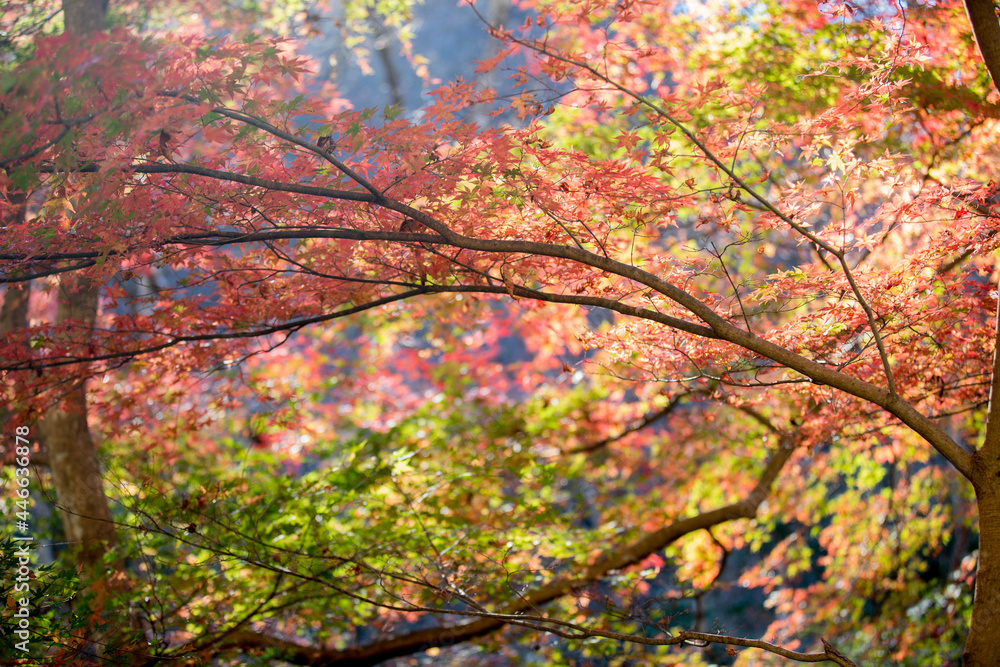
left=2, top=0, right=1000, bottom=665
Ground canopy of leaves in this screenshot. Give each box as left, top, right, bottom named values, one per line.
left=1, top=0, right=998, bottom=665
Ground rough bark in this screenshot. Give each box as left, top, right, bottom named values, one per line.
left=964, top=280, right=1000, bottom=666
left=63, top=0, right=107, bottom=35
left=2, top=0, right=117, bottom=578
left=32, top=0, right=116, bottom=572
left=40, top=278, right=119, bottom=568
left=962, top=2, right=1000, bottom=655
left=965, top=0, right=1000, bottom=91
left=965, top=478, right=1000, bottom=667
left=0, top=285, right=29, bottom=335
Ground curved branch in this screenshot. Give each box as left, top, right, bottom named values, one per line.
left=213, top=624, right=858, bottom=667
left=1, top=210, right=973, bottom=476
left=0, top=109, right=105, bottom=169
left=474, top=20, right=917, bottom=442
left=158, top=91, right=387, bottom=200
left=566, top=392, right=693, bottom=454
left=15, top=144, right=976, bottom=478
left=0, top=283, right=716, bottom=373
left=39, top=162, right=377, bottom=203
left=836, top=253, right=896, bottom=395
left=0, top=259, right=98, bottom=284
left=198, top=441, right=798, bottom=666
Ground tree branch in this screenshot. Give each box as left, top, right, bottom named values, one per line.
left=0, top=282, right=717, bottom=373
left=199, top=441, right=798, bottom=666
left=39, top=162, right=377, bottom=203
left=15, top=130, right=977, bottom=479
left=157, top=92, right=388, bottom=201
left=565, top=393, right=691, bottom=454
left=212, top=623, right=859, bottom=666
left=1, top=209, right=974, bottom=477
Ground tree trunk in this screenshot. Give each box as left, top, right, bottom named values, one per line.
left=2, top=0, right=119, bottom=580
left=965, top=472, right=1000, bottom=666
left=48, top=5, right=143, bottom=659
left=965, top=271, right=1000, bottom=665
left=63, top=0, right=107, bottom=35
left=959, top=5, right=1000, bottom=665
left=0, top=195, right=30, bottom=334
left=22, top=0, right=117, bottom=575
left=0, top=285, right=29, bottom=334
left=41, top=278, right=120, bottom=569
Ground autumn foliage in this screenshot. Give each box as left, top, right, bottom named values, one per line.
left=2, top=0, right=1000, bottom=665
